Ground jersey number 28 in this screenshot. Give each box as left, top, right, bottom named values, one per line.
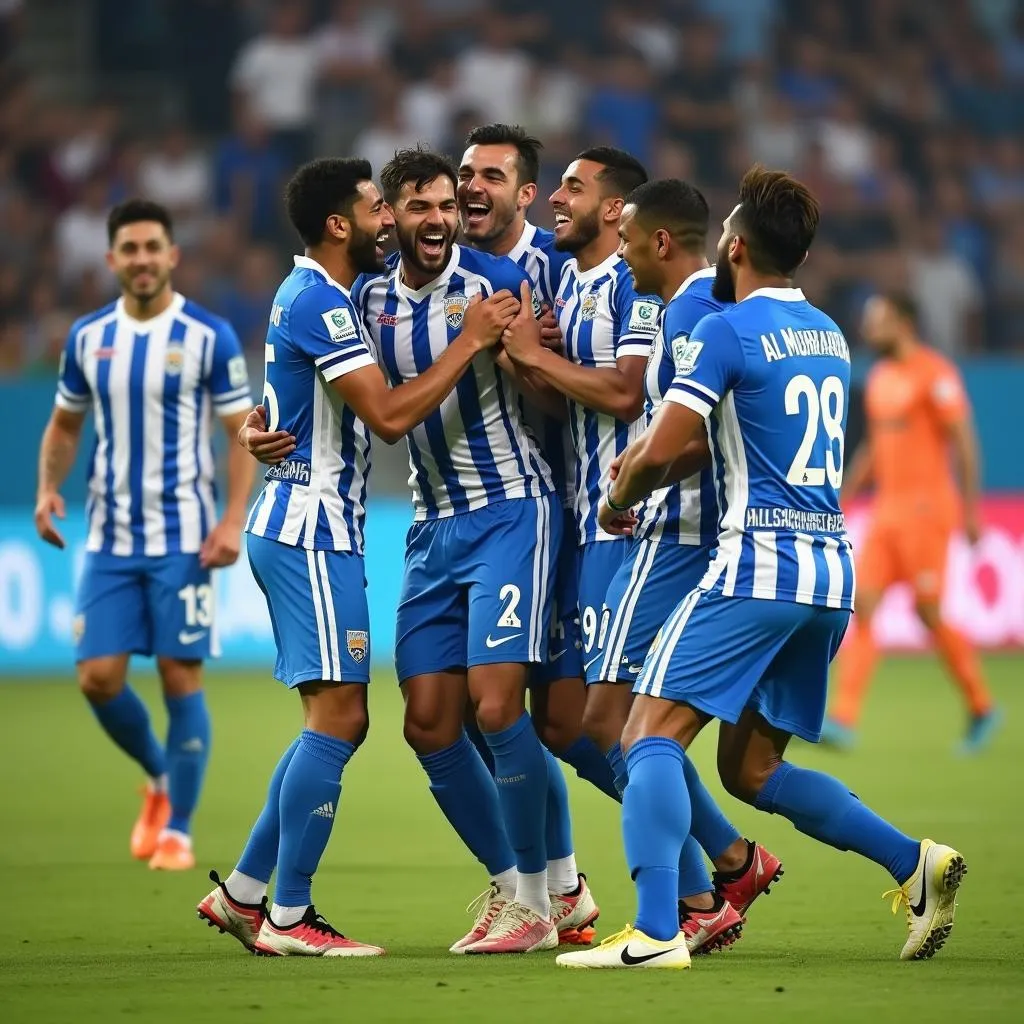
left=785, top=374, right=845, bottom=487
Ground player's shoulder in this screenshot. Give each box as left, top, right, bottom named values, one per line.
left=179, top=297, right=236, bottom=338
left=918, top=344, right=961, bottom=379
left=352, top=265, right=391, bottom=307
left=665, top=268, right=722, bottom=333
left=69, top=300, right=119, bottom=338
left=456, top=244, right=529, bottom=291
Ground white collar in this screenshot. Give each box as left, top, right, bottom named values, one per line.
left=506, top=221, right=538, bottom=264
left=741, top=286, right=805, bottom=303
left=573, top=249, right=621, bottom=284
left=293, top=254, right=350, bottom=297
left=395, top=244, right=461, bottom=302
left=668, top=265, right=716, bottom=304
left=116, top=291, right=185, bottom=330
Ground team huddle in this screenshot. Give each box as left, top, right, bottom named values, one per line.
left=36, top=123, right=969, bottom=970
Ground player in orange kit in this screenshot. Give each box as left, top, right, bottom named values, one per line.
left=821, top=292, right=1000, bottom=754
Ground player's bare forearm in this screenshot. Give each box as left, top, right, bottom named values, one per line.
left=528, top=348, right=645, bottom=421
left=950, top=417, right=981, bottom=511
left=38, top=409, right=85, bottom=497
left=222, top=419, right=257, bottom=527
left=610, top=403, right=703, bottom=508
left=661, top=433, right=712, bottom=486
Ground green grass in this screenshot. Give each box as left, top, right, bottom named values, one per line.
left=0, top=656, right=1020, bottom=1023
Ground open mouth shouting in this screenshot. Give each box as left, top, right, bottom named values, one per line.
left=418, top=229, right=450, bottom=261
left=462, top=199, right=491, bottom=232
left=375, top=228, right=391, bottom=262
left=552, top=209, right=572, bottom=237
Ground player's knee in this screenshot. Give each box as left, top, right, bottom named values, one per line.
left=536, top=714, right=581, bottom=755
left=581, top=700, right=615, bottom=752
left=719, top=756, right=778, bottom=805
left=402, top=705, right=460, bottom=755
left=474, top=692, right=523, bottom=735
left=157, top=657, right=202, bottom=698
left=77, top=662, right=124, bottom=703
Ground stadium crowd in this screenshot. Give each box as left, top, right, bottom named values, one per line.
left=1, top=0, right=1023, bottom=379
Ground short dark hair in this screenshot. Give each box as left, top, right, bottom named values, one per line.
left=107, top=199, right=173, bottom=245
left=575, top=146, right=648, bottom=199
left=285, top=157, right=373, bottom=247
left=380, top=146, right=458, bottom=205
left=464, top=123, right=543, bottom=185
left=625, top=178, right=709, bottom=253
left=733, top=164, right=820, bottom=276
left=877, top=290, right=919, bottom=326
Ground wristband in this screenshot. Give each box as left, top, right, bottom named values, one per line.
left=605, top=486, right=631, bottom=513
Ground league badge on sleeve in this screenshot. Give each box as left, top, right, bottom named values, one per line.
left=322, top=307, right=358, bottom=344
left=444, top=294, right=470, bottom=330
left=628, top=300, right=660, bottom=334
left=672, top=336, right=703, bottom=377
left=228, top=355, right=248, bottom=388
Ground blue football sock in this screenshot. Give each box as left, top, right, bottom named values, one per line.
left=466, top=719, right=495, bottom=775
left=557, top=736, right=620, bottom=801
left=274, top=729, right=354, bottom=908
left=417, top=733, right=515, bottom=876
left=236, top=737, right=300, bottom=884
left=605, top=742, right=628, bottom=800
left=89, top=685, right=166, bottom=780
left=484, top=713, right=549, bottom=875
left=756, top=761, right=921, bottom=883
left=544, top=748, right=574, bottom=861
left=683, top=753, right=741, bottom=861
left=624, top=737, right=690, bottom=941
left=164, top=691, right=211, bottom=835
left=677, top=835, right=713, bottom=900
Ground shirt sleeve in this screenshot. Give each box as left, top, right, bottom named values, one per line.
left=928, top=360, right=969, bottom=427
left=612, top=273, right=661, bottom=358
left=664, top=311, right=745, bottom=419
left=54, top=325, right=91, bottom=413
left=291, top=286, right=377, bottom=383
left=207, top=318, right=254, bottom=416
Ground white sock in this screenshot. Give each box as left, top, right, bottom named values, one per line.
left=270, top=903, right=307, bottom=928
left=493, top=867, right=518, bottom=901
left=224, top=870, right=267, bottom=905
left=150, top=774, right=168, bottom=793
left=547, top=854, right=578, bottom=896
left=515, top=869, right=551, bottom=918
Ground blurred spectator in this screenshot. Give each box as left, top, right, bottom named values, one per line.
left=230, top=0, right=320, bottom=164
left=55, top=174, right=114, bottom=291
left=138, top=125, right=211, bottom=247
left=453, top=12, right=532, bottom=124
left=583, top=49, right=659, bottom=168
left=990, top=217, right=1024, bottom=350
left=351, top=87, right=419, bottom=180
left=210, top=246, right=282, bottom=351
left=817, top=91, right=876, bottom=182
left=213, top=104, right=287, bottom=243
left=400, top=58, right=457, bottom=152
left=906, top=220, right=983, bottom=356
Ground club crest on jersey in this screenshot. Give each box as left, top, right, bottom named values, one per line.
left=165, top=345, right=185, bottom=376
left=580, top=294, right=599, bottom=321
left=321, top=307, right=358, bottom=344
left=346, top=629, right=369, bottom=663
left=444, top=294, right=470, bottom=329
left=672, top=337, right=703, bottom=376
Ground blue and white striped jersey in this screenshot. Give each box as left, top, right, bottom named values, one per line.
left=556, top=252, right=660, bottom=543
left=245, top=256, right=375, bottom=553
left=507, top=221, right=574, bottom=508
left=636, top=268, right=719, bottom=547
left=356, top=245, right=553, bottom=520
left=55, top=292, right=251, bottom=556
left=666, top=287, right=855, bottom=609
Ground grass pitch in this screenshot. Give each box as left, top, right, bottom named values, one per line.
left=0, top=655, right=1021, bottom=1023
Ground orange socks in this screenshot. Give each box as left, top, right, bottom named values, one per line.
left=831, top=623, right=878, bottom=728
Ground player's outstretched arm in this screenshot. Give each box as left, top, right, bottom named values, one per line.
left=598, top=401, right=705, bottom=536
left=35, top=407, right=86, bottom=549
left=336, top=290, right=520, bottom=444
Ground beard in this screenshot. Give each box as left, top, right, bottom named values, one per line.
left=461, top=197, right=517, bottom=246
left=711, top=245, right=736, bottom=303
left=395, top=223, right=455, bottom=277
left=350, top=223, right=385, bottom=274
left=555, top=208, right=601, bottom=253
left=121, top=269, right=170, bottom=304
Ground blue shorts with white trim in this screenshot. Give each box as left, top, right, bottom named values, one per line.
left=246, top=533, right=370, bottom=687
left=577, top=539, right=630, bottom=683
left=395, top=495, right=560, bottom=681
left=531, top=507, right=583, bottom=684
left=596, top=538, right=708, bottom=684
left=633, top=587, right=850, bottom=743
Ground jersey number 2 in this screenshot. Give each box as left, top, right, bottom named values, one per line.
left=785, top=374, right=845, bottom=487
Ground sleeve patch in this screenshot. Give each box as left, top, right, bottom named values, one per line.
left=932, top=377, right=960, bottom=405
left=672, top=337, right=703, bottom=377
left=628, top=299, right=660, bottom=334
left=227, top=354, right=248, bottom=388
left=58, top=351, right=67, bottom=377
left=320, top=306, right=358, bottom=344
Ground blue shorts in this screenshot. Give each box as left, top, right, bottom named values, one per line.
left=634, top=587, right=850, bottom=742
left=247, top=533, right=370, bottom=687
left=74, top=551, right=217, bottom=661
left=532, top=508, right=583, bottom=684
left=396, top=495, right=560, bottom=681
left=597, top=539, right=709, bottom=684
left=577, top=539, right=630, bottom=684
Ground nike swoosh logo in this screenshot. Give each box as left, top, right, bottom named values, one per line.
left=620, top=945, right=675, bottom=966
left=485, top=633, right=522, bottom=649
left=583, top=654, right=603, bottom=671
left=548, top=648, right=567, bottom=663
left=178, top=630, right=207, bottom=645
left=910, top=861, right=928, bottom=917
left=627, top=664, right=643, bottom=674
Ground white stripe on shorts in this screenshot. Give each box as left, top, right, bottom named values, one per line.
left=306, top=549, right=331, bottom=680
left=598, top=537, right=659, bottom=682
left=317, top=550, right=342, bottom=680
left=638, top=587, right=702, bottom=699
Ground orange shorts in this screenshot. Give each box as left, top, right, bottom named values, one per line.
left=856, top=517, right=952, bottom=599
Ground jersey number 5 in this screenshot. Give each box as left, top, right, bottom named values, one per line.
left=785, top=374, right=845, bottom=487
left=263, top=343, right=280, bottom=431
